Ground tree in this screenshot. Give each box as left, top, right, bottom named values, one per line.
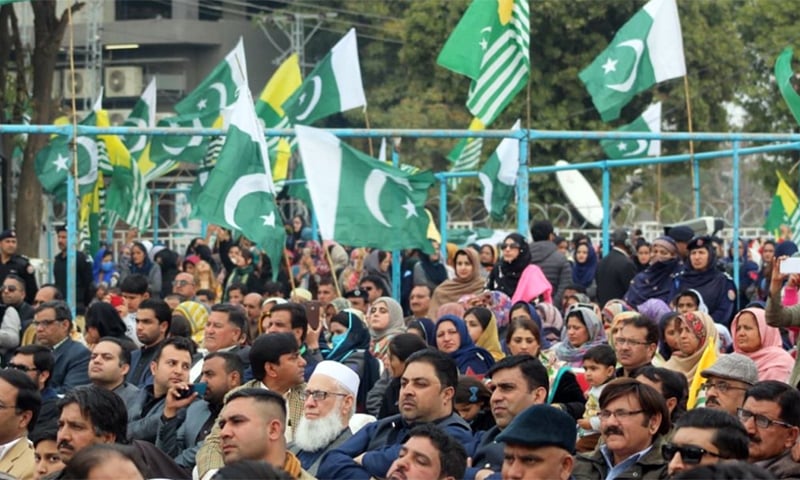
left=3, top=0, right=83, bottom=257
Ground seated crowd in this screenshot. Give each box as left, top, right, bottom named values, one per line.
left=2, top=220, right=800, bottom=479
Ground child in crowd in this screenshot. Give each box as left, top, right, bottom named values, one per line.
left=577, top=344, right=616, bottom=452
left=454, top=375, right=495, bottom=432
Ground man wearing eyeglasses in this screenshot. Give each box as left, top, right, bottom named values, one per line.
left=0, top=229, right=37, bottom=305
left=9, top=345, right=57, bottom=438
left=664, top=408, right=748, bottom=478
left=289, top=360, right=359, bottom=476
left=2, top=275, right=33, bottom=333
left=699, top=353, right=758, bottom=416
left=614, top=315, right=659, bottom=378
left=573, top=378, right=670, bottom=480
left=0, top=368, right=41, bottom=480
left=33, top=300, right=90, bottom=393
left=738, top=380, right=800, bottom=479
left=172, top=272, right=200, bottom=303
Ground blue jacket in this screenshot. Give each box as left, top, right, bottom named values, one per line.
left=464, top=426, right=504, bottom=480
left=51, top=338, right=90, bottom=393
left=317, top=412, right=472, bottom=480
left=127, top=385, right=167, bottom=443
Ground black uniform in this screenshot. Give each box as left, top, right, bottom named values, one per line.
left=0, top=255, right=38, bottom=304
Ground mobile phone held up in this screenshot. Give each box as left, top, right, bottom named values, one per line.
left=177, top=382, right=207, bottom=399
left=781, top=258, right=800, bottom=274
left=305, top=301, right=321, bottom=330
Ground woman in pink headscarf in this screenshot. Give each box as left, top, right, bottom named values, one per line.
left=731, top=307, right=794, bottom=382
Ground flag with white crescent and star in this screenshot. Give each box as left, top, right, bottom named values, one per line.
left=599, top=102, right=661, bottom=159
left=295, top=125, right=435, bottom=253
left=146, top=108, right=222, bottom=165
left=282, top=28, right=366, bottom=126
left=579, top=0, right=685, bottom=122
left=193, top=87, right=285, bottom=281
left=174, top=37, right=247, bottom=116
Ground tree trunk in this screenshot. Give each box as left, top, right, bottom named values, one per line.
left=15, top=0, right=83, bottom=257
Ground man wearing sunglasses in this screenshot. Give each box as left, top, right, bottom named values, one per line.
left=1, top=275, right=32, bottom=332
left=739, top=380, right=800, bottom=479
left=664, top=408, right=748, bottom=477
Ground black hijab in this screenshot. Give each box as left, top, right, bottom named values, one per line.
left=487, top=233, right=532, bottom=297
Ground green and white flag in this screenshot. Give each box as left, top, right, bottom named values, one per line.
left=446, top=117, right=485, bottom=190
left=147, top=109, right=220, bottom=165
left=295, top=125, right=434, bottom=253
left=775, top=47, right=800, bottom=127
left=122, top=77, right=156, bottom=161
left=600, top=102, right=661, bottom=159
left=194, top=88, right=285, bottom=280
left=35, top=111, right=107, bottom=201
left=479, top=119, right=519, bottom=221
left=175, top=37, right=247, bottom=115
left=579, top=0, right=685, bottom=122
left=282, top=28, right=366, bottom=125
left=438, top=0, right=530, bottom=126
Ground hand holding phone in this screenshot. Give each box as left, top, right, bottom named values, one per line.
left=780, top=258, right=800, bottom=274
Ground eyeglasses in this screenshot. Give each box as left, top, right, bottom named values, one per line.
left=303, top=390, right=348, bottom=402
left=0, top=285, right=18, bottom=292
left=501, top=242, right=521, bottom=250
left=737, top=408, right=794, bottom=429
left=5, top=363, right=38, bottom=373
left=32, top=319, right=62, bottom=328
left=598, top=409, right=643, bottom=420
left=702, top=381, right=748, bottom=394
left=614, top=337, right=650, bottom=347
left=32, top=300, right=44, bottom=306
left=0, top=403, right=18, bottom=410
left=362, top=286, right=374, bottom=292
left=172, top=280, right=193, bottom=287
left=662, top=443, right=725, bottom=464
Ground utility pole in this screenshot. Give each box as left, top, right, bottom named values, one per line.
left=84, top=0, right=103, bottom=111
left=257, top=12, right=337, bottom=75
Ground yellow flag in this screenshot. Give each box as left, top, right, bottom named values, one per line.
left=257, top=53, right=302, bottom=115
left=688, top=339, right=717, bottom=409
left=777, top=171, right=799, bottom=216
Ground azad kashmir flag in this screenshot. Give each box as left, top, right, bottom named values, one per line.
left=479, top=119, right=520, bottom=221
left=123, top=78, right=176, bottom=182
left=764, top=172, right=800, bottom=239
left=282, top=28, right=366, bottom=125
left=147, top=108, right=223, bottom=165
left=175, top=37, right=247, bottom=115
left=600, top=102, right=662, bottom=158
left=194, top=88, right=285, bottom=280
left=256, top=53, right=303, bottom=189
left=446, top=117, right=485, bottom=190
left=295, top=125, right=434, bottom=253
left=437, top=0, right=530, bottom=126
left=99, top=109, right=152, bottom=231
left=579, top=0, right=685, bottom=122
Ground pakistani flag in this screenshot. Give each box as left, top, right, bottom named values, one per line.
left=122, top=77, right=156, bottom=160
left=194, top=88, right=285, bottom=280
left=35, top=111, right=107, bottom=201
left=479, top=119, right=520, bottom=221
left=175, top=38, right=247, bottom=115
left=295, top=125, right=435, bottom=253
left=775, top=47, right=800, bottom=127
left=282, top=28, right=366, bottom=125
left=256, top=53, right=303, bottom=189
left=600, top=102, right=661, bottom=159
left=579, top=0, right=685, bottom=122
left=446, top=117, right=485, bottom=190
left=147, top=108, right=221, bottom=165
left=437, top=0, right=530, bottom=126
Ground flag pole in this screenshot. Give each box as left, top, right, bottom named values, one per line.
left=284, top=251, right=296, bottom=291
left=363, top=108, right=375, bottom=157
left=322, top=244, right=342, bottom=298
left=684, top=75, right=699, bottom=217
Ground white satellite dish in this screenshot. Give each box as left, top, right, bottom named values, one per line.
left=554, top=160, right=604, bottom=227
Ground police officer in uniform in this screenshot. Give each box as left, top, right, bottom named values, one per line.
left=0, top=230, right=37, bottom=305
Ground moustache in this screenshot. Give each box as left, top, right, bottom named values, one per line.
left=749, top=434, right=761, bottom=444
left=57, top=440, right=73, bottom=451
left=705, top=397, right=719, bottom=406
left=603, top=427, right=624, bottom=437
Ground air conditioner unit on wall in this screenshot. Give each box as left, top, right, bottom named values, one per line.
left=106, top=109, right=130, bottom=126
left=105, top=66, right=143, bottom=98
left=63, top=69, right=92, bottom=99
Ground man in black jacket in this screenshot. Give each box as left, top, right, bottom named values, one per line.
left=595, top=229, right=637, bottom=306
left=52, top=226, right=94, bottom=313
left=529, top=221, right=572, bottom=307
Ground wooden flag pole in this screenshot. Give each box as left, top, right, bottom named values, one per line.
left=284, top=251, right=296, bottom=291
left=363, top=108, right=375, bottom=157
left=684, top=75, right=698, bottom=217
left=323, top=244, right=342, bottom=298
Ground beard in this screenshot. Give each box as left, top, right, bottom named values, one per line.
left=293, top=409, right=346, bottom=452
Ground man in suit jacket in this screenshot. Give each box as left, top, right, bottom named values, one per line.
left=33, top=301, right=90, bottom=393
left=0, top=368, right=42, bottom=480
left=595, top=229, right=638, bottom=306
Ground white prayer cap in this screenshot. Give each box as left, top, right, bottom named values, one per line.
left=312, top=360, right=360, bottom=397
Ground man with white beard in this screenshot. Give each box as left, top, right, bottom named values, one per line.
left=289, top=360, right=359, bottom=476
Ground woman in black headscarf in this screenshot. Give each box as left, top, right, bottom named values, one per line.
left=671, top=236, right=736, bottom=326
left=486, top=233, right=532, bottom=298
left=624, top=236, right=682, bottom=308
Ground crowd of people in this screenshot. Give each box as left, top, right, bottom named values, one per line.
left=1, top=217, right=800, bottom=479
